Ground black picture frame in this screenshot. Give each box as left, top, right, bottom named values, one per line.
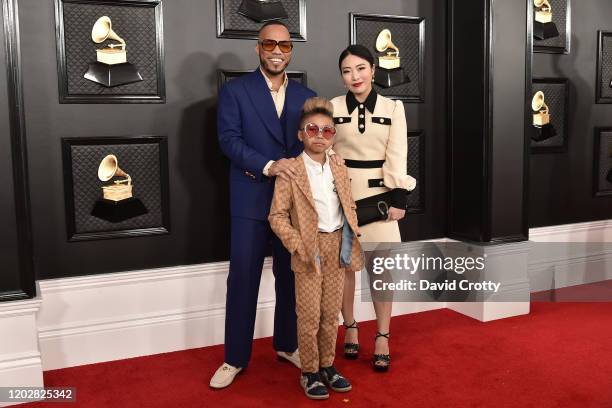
left=216, top=0, right=307, bottom=41
left=531, top=78, right=569, bottom=154
left=62, top=136, right=170, bottom=241
left=593, top=127, right=612, bottom=197
left=54, top=0, right=166, bottom=104
left=533, top=0, right=571, bottom=54
left=217, top=69, right=307, bottom=90
left=406, top=129, right=426, bottom=213
left=596, top=31, right=612, bottom=104
left=350, top=13, right=425, bottom=103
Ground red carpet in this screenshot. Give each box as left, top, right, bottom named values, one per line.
left=24, top=302, right=612, bottom=408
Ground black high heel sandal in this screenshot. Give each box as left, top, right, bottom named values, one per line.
left=342, top=320, right=359, bottom=360
left=373, top=332, right=390, bottom=372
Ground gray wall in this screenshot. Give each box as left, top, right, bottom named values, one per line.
left=530, top=0, right=612, bottom=227
left=17, top=0, right=447, bottom=279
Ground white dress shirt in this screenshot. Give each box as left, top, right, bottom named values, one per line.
left=302, top=153, right=344, bottom=232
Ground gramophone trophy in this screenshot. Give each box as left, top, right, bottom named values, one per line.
left=83, top=16, right=143, bottom=87
left=373, top=29, right=409, bottom=88
left=534, top=0, right=560, bottom=40
left=531, top=91, right=557, bottom=142
left=237, top=0, right=288, bottom=23
left=91, top=154, right=148, bottom=223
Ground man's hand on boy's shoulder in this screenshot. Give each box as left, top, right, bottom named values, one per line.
left=269, top=158, right=298, bottom=181
left=329, top=151, right=345, bottom=166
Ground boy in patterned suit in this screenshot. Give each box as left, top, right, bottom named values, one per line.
left=269, top=97, right=364, bottom=400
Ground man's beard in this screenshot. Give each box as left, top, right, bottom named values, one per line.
left=260, top=54, right=288, bottom=76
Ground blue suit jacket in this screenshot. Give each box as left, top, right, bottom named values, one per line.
left=218, top=69, right=316, bottom=221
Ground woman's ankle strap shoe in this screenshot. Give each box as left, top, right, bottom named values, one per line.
left=343, top=320, right=360, bottom=359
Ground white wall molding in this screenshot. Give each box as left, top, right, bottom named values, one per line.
left=528, top=220, right=612, bottom=291
left=37, top=259, right=443, bottom=370
left=32, top=220, right=611, bottom=371
left=0, top=298, right=43, bottom=405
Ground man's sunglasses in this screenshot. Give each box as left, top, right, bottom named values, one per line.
left=302, top=123, right=337, bottom=140
left=259, top=39, right=293, bottom=53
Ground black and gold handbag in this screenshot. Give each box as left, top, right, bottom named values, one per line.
left=355, top=191, right=395, bottom=226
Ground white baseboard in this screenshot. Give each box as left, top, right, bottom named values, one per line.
left=33, top=220, right=611, bottom=371
left=528, top=221, right=612, bottom=291
left=37, top=260, right=444, bottom=371
left=0, top=299, right=44, bottom=405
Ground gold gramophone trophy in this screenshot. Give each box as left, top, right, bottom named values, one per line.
left=237, top=0, right=288, bottom=23
left=83, top=16, right=143, bottom=87
left=534, top=0, right=560, bottom=40
left=373, top=29, right=409, bottom=88
left=531, top=91, right=557, bottom=141
left=91, top=154, right=147, bottom=223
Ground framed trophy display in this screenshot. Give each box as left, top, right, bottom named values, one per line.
left=54, top=0, right=165, bottom=103
left=217, top=69, right=307, bottom=90
left=533, top=0, right=570, bottom=54
left=531, top=78, right=569, bottom=154
left=350, top=13, right=425, bottom=102
left=596, top=31, right=612, bottom=104
left=216, top=0, right=307, bottom=40
left=593, top=128, right=612, bottom=197
left=405, top=130, right=425, bottom=214
left=62, top=136, right=170, bottom=241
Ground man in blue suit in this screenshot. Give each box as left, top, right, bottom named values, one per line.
left=210, top=21, right=316, bottom=389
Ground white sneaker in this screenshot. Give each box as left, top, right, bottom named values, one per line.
left=209, top=363, right=242, bottom=389
left=277, top=349, right=301, bottom=369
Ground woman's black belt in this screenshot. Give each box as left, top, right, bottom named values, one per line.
left=344, top=159, right=385, bottom=169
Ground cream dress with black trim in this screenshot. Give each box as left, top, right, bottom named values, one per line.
left=331, top=91, right=416, bottom=243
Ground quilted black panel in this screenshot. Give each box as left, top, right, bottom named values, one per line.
left=218, top=0, right=305, bottom=40
left=596, top=130, right=612, bottom=194
left=406, top=132, right=423, bottom=211
left=599, top=33, right=612, bottom=100
left=61, top=1, right=160, bottom=95
left=531, top=80, right=567, bottom=149
left=353, top=16, right=423, bottom=101
left=534, top=0, right=569, bottom=52
left=69, top=142, right=163, bottom=233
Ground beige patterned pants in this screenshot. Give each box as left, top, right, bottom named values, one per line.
left=295, top=230, right=345, bottom=373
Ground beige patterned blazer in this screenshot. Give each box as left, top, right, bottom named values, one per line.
left=269, top=153, right=364, bottom=274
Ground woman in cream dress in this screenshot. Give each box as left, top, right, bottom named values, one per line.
left=331, top=44, right=416, bottom=371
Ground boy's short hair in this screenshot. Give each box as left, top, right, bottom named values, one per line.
left=300, top=97, right=334, bottom=126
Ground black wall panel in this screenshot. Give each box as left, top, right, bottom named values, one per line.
left=1, top=0, right=35, bottom=300
left=0, top=1, right=21, bottom=293
left=16, top=0, right=447, bottom=279
left=530, top=0, right=612, bottom=227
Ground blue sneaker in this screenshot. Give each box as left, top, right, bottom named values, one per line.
left=319, top=366, right=352, bottom=392
left=300, top=372, right=329, bottom=400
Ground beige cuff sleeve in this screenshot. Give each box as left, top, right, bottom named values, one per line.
left=382, top=100, right=417, bottom=191
left=262, top=160, right=275, bottom=177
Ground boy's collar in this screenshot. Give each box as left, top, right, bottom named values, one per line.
left=302, top=151, right=329, bottom=167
